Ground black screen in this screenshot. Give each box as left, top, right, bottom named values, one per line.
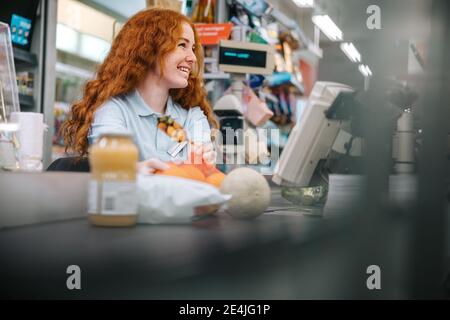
left=0, top=0, right=40, bottom=51
left=219, top=46, right=267, bottom=68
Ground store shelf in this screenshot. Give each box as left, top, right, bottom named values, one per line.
left=19, top=93, right=35, bottom=109
left=267, top=73, right=305, bottom=95
left=13, top=48, right=38, bottom=69
left=204, top=72, right=231, bottom=80
left=204, top=58, right=217, bottom=64
left=290, top=77, right=305, bottom=95
left=55, top=62, right=94, bottom=79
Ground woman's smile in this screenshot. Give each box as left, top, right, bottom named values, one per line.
left=177, top=65, right=190, bottom=77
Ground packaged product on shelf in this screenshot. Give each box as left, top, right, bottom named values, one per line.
left=242, top=84, right=273, bottom=127
left=53, top=102, right=70, bottom=145
left=192, top=0, right=215, bottom=23
left=146, top=0, right=182, bottom=12
left=16, top=71, right=34, bottom=96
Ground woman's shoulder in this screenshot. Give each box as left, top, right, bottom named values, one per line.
left=187, top=105, right=207, bottom=119
left=170, top=98, right=204, bottom=116
left=93, top=95, right=130, bottom=122
left=170, top=100, right=207, bottom=124
left=170, top=100, right=189, bottom=117
left=95, top=94, right=132, bottom=115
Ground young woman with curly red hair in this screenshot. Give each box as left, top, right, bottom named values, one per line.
left=61, top=8, right=218, bottom=173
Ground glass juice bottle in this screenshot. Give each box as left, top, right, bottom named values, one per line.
left=88, top=133, right=139, bottom=227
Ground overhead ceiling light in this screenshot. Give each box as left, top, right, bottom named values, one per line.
left=340, top=42, right=361, bottom=63
left=292, top=0, right=314, bottom=8
left=312, top=15, right=343, bottom=41
left=359, top=64, right=372, bottom=77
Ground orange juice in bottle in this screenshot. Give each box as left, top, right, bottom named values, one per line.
left=88, top=133, right=139, bottom=227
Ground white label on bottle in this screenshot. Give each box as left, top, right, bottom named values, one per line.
left=88, top=180, right=137, bottom=216
left=88, top=180, right=99, bottom=214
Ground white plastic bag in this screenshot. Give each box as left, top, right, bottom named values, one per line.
left=137, top=174, right=231, bottom=224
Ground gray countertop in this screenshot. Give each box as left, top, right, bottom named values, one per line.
left=0, top=173, right=354, bottom=299
left=0, top=212, right=334, bottom=299
left=3, top=172, right=445, bottom=299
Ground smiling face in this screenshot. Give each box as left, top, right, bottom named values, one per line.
left=157, top=22, right=197, bottom=89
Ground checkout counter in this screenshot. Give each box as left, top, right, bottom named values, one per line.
left=1, top=79, right=449, bottom=299
left=0, top=171, right=360, bottom=299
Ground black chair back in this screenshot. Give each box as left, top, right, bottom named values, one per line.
left=46, top=157, right=90, bottom=172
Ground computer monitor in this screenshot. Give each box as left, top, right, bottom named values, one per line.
left=218, top=40, right=275, bottom=75
left=272, top=82, right=355, bottom=187
left=0, top=0, right=40, bottom=51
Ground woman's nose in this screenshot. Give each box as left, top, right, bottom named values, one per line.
left=186, top=51, right=197, bottom=64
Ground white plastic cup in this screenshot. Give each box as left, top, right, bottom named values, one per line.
left=9, top=112, right=46, bottom=172
left=0, top=122, right=20, bottom=170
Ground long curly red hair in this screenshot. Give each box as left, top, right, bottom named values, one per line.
left=62, top=8, right=218, bottom=156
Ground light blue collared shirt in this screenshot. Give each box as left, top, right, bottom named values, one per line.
left=88, top=89, right=212, bottom=161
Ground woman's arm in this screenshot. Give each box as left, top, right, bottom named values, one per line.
left=88, top=101, right=128, bottom=145
left=137, top=158, right=171, bottom=174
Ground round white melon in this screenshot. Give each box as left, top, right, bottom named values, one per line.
left=220, top=167, right=271, bottom=219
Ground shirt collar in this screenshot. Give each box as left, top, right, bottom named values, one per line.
left=130, top=89, right=180, bottom=119
left=165, top=95, right=181, bottom=120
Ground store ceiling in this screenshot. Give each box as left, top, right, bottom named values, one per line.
left=78, top=0, right=432, bottom=42
left=316, top=0, right=431, bottom=42
left=317, top=0, right=433, bottom=93
left=80, top=0, right=147, bottom=21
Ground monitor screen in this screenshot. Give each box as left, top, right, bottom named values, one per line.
left=218, top=40, right=274, bottom=75
left=0, top=0, right=40, bottom=51
left=219, top=47, right=267, bottom=68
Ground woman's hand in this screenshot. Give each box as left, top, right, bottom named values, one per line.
left=137, top=158, right=171, bottom=175
left=190, top=142, right=216, bottom=166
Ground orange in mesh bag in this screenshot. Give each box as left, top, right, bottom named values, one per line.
left=155, top=150, right=226, bottom=188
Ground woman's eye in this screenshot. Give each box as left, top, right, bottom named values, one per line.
left=178, top=43, right=186, bottom=48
